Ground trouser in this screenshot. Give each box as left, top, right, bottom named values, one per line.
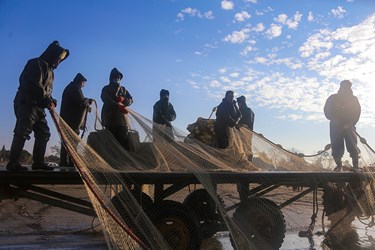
left=330, top=123, right=359, bottom=167
left=214, top=125, right=229, bottom=149
left=107, top=125, right=130, bottom=150
left=152, top=124, right=174, bottom=142
left=10, top=103, right=50, bottom=164
left=60, top=128, right=80, bottom=165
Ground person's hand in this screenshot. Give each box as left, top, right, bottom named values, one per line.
left=117, top=104, right=128, bottom=114
left=116, top=96, right=125, bottom=103
left=48, top=99, right=56, bottom=110
left=235, top=123, right=241, bottom=130
left=88, top=98, right=94, bottom=105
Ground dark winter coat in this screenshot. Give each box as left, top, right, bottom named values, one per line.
left=238, top=105, right=255, bottom=130
left=12, top=41, right=69, bottom=140
left=153, top=100, right=176, bottom=127
left=324, top=88, right=361, bottom=127
left=214, top=99, right=242, bottom=148
left=101, top=82, right=133, bottom=127
left=60, top=74, right=89, bottom=129
left=15, top=41, right=69, bottom=109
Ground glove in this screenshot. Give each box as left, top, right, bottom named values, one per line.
left=39, top=97, right=53, bottom=109
left=88, top=98, right=93, bottom=105
left=117, top=104, right=128, bottom=114
left=52, top=98, right=57, bottom=108
left=116, top=96, right=125, bottom=103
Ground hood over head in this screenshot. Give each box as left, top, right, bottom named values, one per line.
left=109, top=68, right=123, bottom=82
left=236, top=95, right=246, bottom=104
left=338, top=80, right=353, bottom=95
left=160, top=89, right=170, bottom=99
left=73, top=73, right=87, bottom=84
left=40, top=40, right=69, bottom=69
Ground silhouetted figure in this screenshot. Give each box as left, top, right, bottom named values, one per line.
left=237, top=95, right=255, bottom=131
left=101, top=68, right=133, bottom=150
left=59, top=73, right=92, bottom=167
left=153, top=89, right=176, bottom=140
left=324, top=80, right=361, bottom=171
left=237, top=95, right=255, bottom=161
left=214, top=90, right=242, bottom=149
left=7, top=41, right=69, bottom=172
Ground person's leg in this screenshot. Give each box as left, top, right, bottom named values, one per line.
left=6, top=103, right=34, bottom=171
left=32, top=115, right=53, bottom=170
left=344, top=128, right=359, bottom=169
left=330, top=123, right=345, bottom=171
left=59, top=141, right=68, bottom=166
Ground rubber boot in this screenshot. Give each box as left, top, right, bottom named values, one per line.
left=6, top=135, right=28, bottom=172
left=32, top=138, right=53, bottom=171
left=352, top=157, right=359, bottom=171
left=334, top=158, right=342, bottom=172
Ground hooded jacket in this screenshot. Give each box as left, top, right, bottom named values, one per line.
left=60, top=73, right=89, bottom=129
left=101, top=68, right=133, bottom=127
left=15, top=41, right=69, bottom=108
left=215, top=98, right=242, bottom=129
left=324, top=84, right=361, bottom=127
left=153, top=89, right=176, bottom=127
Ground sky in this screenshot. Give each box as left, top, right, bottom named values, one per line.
left=1, top=0, right=375, bottom=156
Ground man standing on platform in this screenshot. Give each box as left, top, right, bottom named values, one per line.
left=324, top=80, right=361, bottom=171
left=7, top=41, right=69, bottom=172
left=59, top=73, right=92, bottom=167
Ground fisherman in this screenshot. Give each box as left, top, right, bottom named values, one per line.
left=214, top=90, right=242, bottom=149
left=153, top=89, right=176, bottom=140
left=59, top=73, right=93, bottom=167
left=237, top=95, right=255, bottom=131
left=324, top=80, right=361, bottom=171
left=101, top=68, right=133, bottom=150
left=237, top=95, right=255, bottom=161
left=6, top=41, right=69, bottom=172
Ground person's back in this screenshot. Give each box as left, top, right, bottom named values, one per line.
left=215, top=91, right=241, bottom=148
left=237, top=95, right=255, bottom=131
left=324, top=80, right=361, bottom=171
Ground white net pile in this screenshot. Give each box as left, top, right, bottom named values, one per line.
left=50, top=102, right=375, bottom=250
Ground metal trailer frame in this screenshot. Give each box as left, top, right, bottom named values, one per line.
left=1, top=169, right=374, bottom=249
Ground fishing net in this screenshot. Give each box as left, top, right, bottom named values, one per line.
left=50, top=102, right=375, bottom=250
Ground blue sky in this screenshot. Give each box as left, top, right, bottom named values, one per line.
left=1, top=0, right=375, bottom=156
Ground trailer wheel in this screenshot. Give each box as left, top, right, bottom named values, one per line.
left=111, top=189, right=153, bottom=245
left=184, top=189, right=224, bottom=238
left=232, top=198, right=285, bottom=250
left=147, top=200, right=201, bottom=250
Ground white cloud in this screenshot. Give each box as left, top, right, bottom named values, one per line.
left=221, top=0, right=234, bottom=10
left=244, top=0, right=257, bottom=3
left=298, top=30, right=333, bottom=58
left=265, top=24, right=282, bottom=39
left=331, top=6, right=347, bottom=19
left=252, top=23, right=265, bottom=32
left=223, top=28, right=250, bottom=44
left=177, top=7, right=215, bottom=21
left=274, top=11, right=302, bottom=29
left=194, top=51, right=202, bottom=56
left=241, top=45, right=256, bottom=56
left=230, top=72, right=240, bottom=78
left=218, top=68, right=227, bottom=74
left=234, top=11, right=251, bottom=22
left=307, top=11, right=314, bottom=22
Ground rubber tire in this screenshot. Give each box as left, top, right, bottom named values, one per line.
left=147, top=200, right=201, bottom=250
left=232, top=198, right=286, bottom=250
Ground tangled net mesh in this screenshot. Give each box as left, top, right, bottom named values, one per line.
left=51, top=102, right=375, bottom=250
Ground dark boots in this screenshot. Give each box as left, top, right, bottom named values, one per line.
left=31, top=138, right=53, bottom=171
left=6, top=136, right=28, bottom=172
left=334, top=158, right=342, bottom=172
